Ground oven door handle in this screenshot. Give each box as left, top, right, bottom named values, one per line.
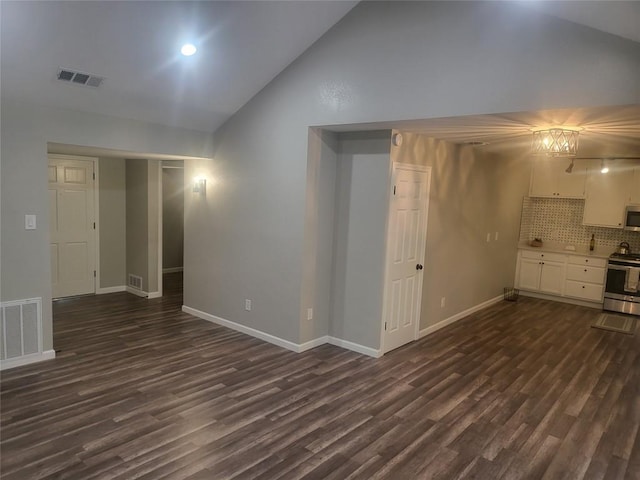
left=608, top=264, right=630, bottom=271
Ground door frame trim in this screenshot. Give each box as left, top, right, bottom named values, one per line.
left=379, top=162, right=432, bottom=354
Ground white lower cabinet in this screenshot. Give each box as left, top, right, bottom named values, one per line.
left=563, top=257, right=606, bottom=302
left=515, top=250, right=606, bottom=304
left=539, top=261, right=565, bottom=295
left=516, top=251, right=566, bottom=295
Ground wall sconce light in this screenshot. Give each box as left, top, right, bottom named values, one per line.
left=531, top=128, right=579, bottom=157
left=192, top=176, right=206, bottom=195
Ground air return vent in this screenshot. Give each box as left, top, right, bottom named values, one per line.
left=128, top=274, right=143, bottom=290
left=57, top=68, right=104, bottom=88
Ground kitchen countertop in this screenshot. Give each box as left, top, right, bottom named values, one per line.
left=518, top=241, right=615, bottom=260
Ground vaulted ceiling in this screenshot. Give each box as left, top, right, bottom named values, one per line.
left=0, top=1, right=357, bottom=133
left=1, top=1, right=639, bottom=157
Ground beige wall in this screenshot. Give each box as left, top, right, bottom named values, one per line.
left=147, top=161, right=160, bottom=293
left=123, top=158, right=161, bottom=295
left=392, top=132, right=531, bottom=330
left=98, top=158, right=126, bottom=288
left=125, top=159, right=149, bottom=291
left=162, top=168, right=184, bottom=270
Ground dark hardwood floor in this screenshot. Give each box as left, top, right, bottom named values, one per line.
left=1, top=274, right=639, bottom=479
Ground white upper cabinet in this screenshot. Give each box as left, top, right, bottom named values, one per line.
left=529, top=158, right=586, bottom=198
left=629, top=164, right=640, bottom=205
left=583, top=160, right=634, bottom=228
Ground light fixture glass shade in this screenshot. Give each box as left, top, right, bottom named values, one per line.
left=192, top=177, right=206, bottom=195
left=531, top=129, right=579, bottom=157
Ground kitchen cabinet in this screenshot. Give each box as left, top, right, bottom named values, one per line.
left=516, top=250, right=566, bottom=295
left=529, top=158, right=586, bottom=198
left=516, top=250, right=607, bottom=305
left=564, top=256, right=606, bottom=302
left=583, top=161, right=632, bottom=228
left=629, top=165, right=640, bottom=205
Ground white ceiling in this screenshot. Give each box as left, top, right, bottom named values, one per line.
left=1, top=1, right=639, bottom=157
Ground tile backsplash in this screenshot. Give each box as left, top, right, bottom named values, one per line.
left=519, top=197, right=640, bottom=251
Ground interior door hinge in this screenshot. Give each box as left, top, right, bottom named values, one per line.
left=93, top=172, right=95, bottom=180
left=93, top=222, right=96, bottom=229
left=93, top=270, right=96, bottom=277
left=393, top=186, right=396, bottom=195
left=385, top=322, right=387, bottom=331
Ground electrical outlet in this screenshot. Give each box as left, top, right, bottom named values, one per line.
left=307, top=308, right=313, bottom=321
left=440, top=297, right=446, bottom=308
left=245, top=299, right=252, bottom=311
left=495, top=231, right=499, bottom=241
left=486, top=233, right=491, bottom=242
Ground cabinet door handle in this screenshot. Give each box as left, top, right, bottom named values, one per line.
left=584, top=269, right=587, bottom=272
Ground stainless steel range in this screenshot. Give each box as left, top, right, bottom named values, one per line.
left=604, top=252, right=640, bottom=316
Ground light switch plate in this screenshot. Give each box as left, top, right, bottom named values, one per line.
left=25, top=214, right=36, bottom=230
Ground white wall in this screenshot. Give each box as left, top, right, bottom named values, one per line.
left=184, top=1, right=640, bottom=346
left=1, top=100, right=213, bottom=351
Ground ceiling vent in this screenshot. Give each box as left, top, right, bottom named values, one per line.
left=57, top=68, right=104, bottom=88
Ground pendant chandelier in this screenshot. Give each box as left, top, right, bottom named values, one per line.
left=531, top=128, right=579, bottom=157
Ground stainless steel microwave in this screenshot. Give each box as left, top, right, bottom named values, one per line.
left=625, top=205, right=640, bottom=231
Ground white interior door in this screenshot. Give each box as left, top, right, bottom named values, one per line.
left=382, top=163, right=431, bottom=354
left=49, top=156, right=96, bottom=298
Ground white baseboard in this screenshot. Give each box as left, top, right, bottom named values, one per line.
left=327, top=336, right=381, bottom=358
left=181, top=305, right=382, bottom=358
left=126, top=287, right=162, bottom=299
left=126, top=286, right=148, bottom=298
left=518, top=290, right=602, bottom=309
left=0, top=350, right=56, bottom=371
left=299, top=335, right=329, bottom=352
left=420, top=294, right=503, bottom=338
left=182, top=305, right=304, bottom=353
left=96, top=285, right=126, bottom=294
left=163, top=267, right=183, bottom=273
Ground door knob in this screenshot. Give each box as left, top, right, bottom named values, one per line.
left=416, top=264, right=423, bottom=270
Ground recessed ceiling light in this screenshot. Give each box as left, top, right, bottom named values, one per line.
left=181, top=44, right=197, bottom=56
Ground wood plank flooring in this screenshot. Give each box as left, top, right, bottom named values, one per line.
left=2, top=274, right=639, bottom=479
